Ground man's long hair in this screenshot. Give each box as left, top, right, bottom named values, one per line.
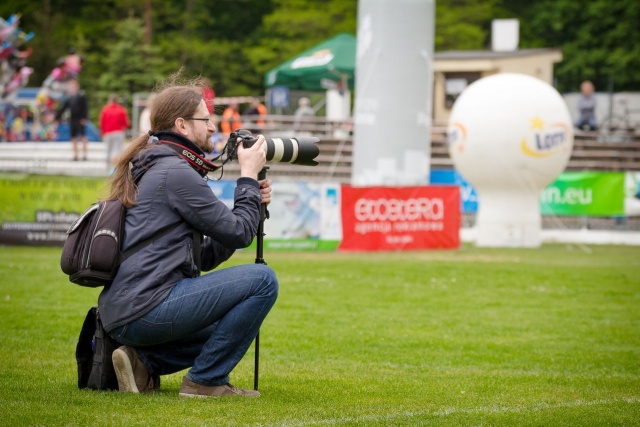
left=107, top=74, right=210, bottom=207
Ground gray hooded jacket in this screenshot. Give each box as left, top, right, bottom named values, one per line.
left=98, top=136, right=261, bottom=331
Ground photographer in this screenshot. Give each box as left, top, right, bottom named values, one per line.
left=99, top=76, right=278, bottom=398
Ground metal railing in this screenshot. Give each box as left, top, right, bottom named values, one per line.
left=1, top=118, right=639, bottom=180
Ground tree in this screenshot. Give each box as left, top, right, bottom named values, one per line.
left=436, top=0, right=499, bottom=50
left=499, top=0, right=640, bottom=92
left=3, top=0, right=639, bottom=111
left=242, top=0, right=358, bottom=94
left=98, top=17, right=163, bottom=98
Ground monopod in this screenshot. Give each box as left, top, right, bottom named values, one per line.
left=253, top=167, right=269, bottom=391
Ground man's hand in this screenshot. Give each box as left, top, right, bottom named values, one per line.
left=237, top=135, right=266, bottom=180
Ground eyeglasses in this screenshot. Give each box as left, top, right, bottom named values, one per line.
left=184, top=117, right=211, bottom=125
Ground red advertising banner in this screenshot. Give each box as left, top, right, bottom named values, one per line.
left=339, top=186, right=460, bottom=251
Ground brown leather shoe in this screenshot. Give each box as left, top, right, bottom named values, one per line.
left=112, top=346, right=157, bottom=393
left=178, top=377, right=260, bottom=398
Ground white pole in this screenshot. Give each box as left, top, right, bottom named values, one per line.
left=352, top=0, right=435, bottom=186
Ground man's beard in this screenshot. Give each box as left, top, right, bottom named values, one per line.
left=196, top=134, right=214, bottom=154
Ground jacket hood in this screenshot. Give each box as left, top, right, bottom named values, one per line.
left=130, top=139, right=178, bottom=183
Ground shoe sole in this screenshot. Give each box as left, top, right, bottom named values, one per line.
left=178, top=391, right=260, bottom=398
left=178, top=392, right=210, bottom=398
left=112, top=348, right=139, bottom=393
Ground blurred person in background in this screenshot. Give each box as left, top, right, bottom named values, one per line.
left=55, top=79, right=88, bottom=160
left=99, top=94, right=130, bottom=171
left=138, top=93, right=156, bottom=135
left=65, top=47, right=83, bottom=78
left=575, top=80, right=597, bottom=131
left=220, top=103, right=242, bottom=136
left=294, top=96, right=314, bottom=131
left=244, top=100, right=267, bottom=133
left=202, top=77, right=215, bottom=115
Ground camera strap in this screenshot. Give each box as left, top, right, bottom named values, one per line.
left=158, top=139, right=221, bottom=175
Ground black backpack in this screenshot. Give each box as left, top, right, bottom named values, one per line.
left=76, top=306, right=121, bottom=390
left=60, top=199, right=179, bottom=287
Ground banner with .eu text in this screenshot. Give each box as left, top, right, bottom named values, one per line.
left=540, top=172, right=625, bottom=216
left=339, top=186, right=460, bottom=251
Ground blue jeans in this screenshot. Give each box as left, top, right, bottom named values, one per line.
left=109, top=264, right=278, bottom=386
left=576, top=117, right=597, bottom=131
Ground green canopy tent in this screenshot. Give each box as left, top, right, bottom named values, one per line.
left=264, top=33, right=356, bottom=91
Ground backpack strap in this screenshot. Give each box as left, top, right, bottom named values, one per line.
left=120, top=171, right=202, bottom=267
left=192, top=231, right=202, bottom=269
left=119, top=221, right=181, bottom=263
left=117, top=168, right=182, bottom=264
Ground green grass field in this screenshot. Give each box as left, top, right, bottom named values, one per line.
left=1, top=244, right=639, bottom=426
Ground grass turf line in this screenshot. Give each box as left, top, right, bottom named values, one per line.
left=0, top=244, right=638, bottom=426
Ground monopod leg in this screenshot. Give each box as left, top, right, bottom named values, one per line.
left=254, top=167, right=269, bottom=391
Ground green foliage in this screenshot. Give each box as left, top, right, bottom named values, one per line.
left=436, top=0, right=500, bottom=50
left=1, top=245, right=639, bottom=425
left=1, top=0, right=639, bottom=122
left=500, top=0, right=640, bottom=92
left=98, top=17, right=163, bottom=100
left=242, top=0, right=358, bottom=95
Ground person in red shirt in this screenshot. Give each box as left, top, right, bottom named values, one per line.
left=100, top=94, right=130, bottom=170
left=201, top=78, right=216, bottom=115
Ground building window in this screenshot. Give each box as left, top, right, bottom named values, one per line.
left=445, top=72, right=481, bottom=109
